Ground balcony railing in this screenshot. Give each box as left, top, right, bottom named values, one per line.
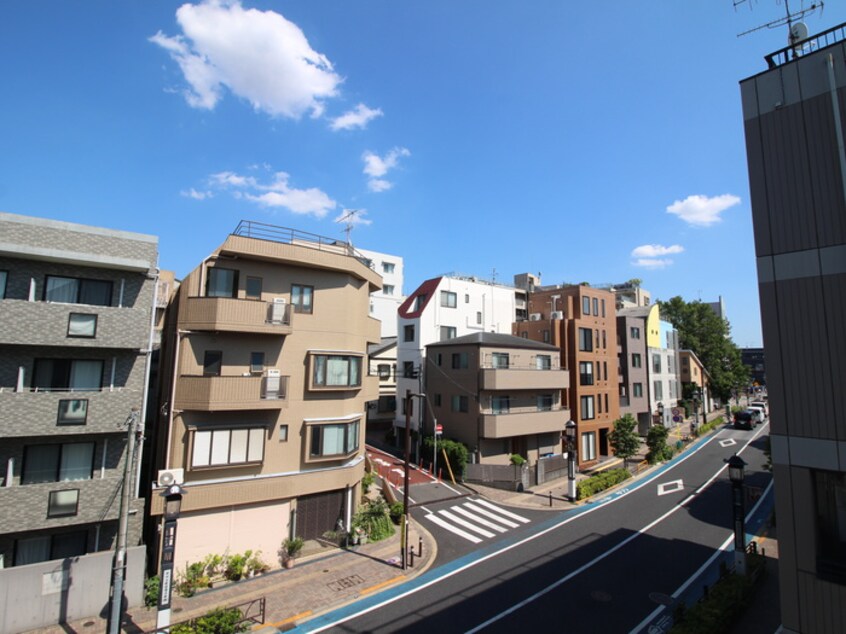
left=481, top=408, right=569, bottom=439
left=764, top=22, right=846, bottom=69
left=174, top=375, right=288, bottom=411
left=179, top=297, right=292, bottom=335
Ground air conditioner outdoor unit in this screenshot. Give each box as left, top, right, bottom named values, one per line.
left=264, top=368, right=281, bottom=399
left=270, top=297, right=287, bottom=323
left=529, top=313, right=542, bottom=321
left=551, top=311, right=564, bottom=320
left=157, top=468, right=184, bottom=487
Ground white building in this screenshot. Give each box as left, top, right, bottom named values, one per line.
left=357, top=247, right=404, bottom=339
left=395, top=274, right=527, bottom=438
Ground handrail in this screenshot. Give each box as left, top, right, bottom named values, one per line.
left=145, top=596, right=265, bottom=634
left=764, top=21, right=846, bottom=69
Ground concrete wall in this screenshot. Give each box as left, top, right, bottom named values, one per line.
left=0, top=545, right=145, bottom=634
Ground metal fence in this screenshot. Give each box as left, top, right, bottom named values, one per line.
left=145, top=596, right=265, bottom=634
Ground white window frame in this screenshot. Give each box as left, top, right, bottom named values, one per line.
left=191, top=427, right=265, bottom=468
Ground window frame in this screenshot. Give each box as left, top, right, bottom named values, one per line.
left=203, top=350, right=222, bottom=377
left=31, top=358, right=104, bottom=392
left=537, top=394, right=553, bottom=411
left=492, top=352, right=510, bottom=369
left=578, top=328, right=593, bottom=352
left=633, top=382, right=643, bottom=397
left=451, top=395, right=469, bottom=413
left=580, top=395, right=595, bottom=420
left=48, top=489, right=80, bottom=518
left=582, top=296, right=590, bottom=315
left=0, top=270, right=7, bottom=299
left=191, top=427, right=266, bottom=469
left=440, top=326, right=457, bottom=341
left=44, top=275, right=113, bottom=307
left=245, top=276, right=263, bottom=300
left=291, top=284, right=314, bottom=314
left=632, top=353, right=642, bottom=368
left=451, top=352, right=469, bottom=369
left=403, top=324, right=415, bottom=342
left=21, top=442, right=96, bottom=485
left=308, top=419, right=360, bottom=460
left=57, top=399, right=89, bottom=425
left=67, top=313, right=97, bottom=338
left=491, top=395, right=510, bottom=414
left=205, top=267, right=239, bottom=299
left=250, top=352, right=265, bottom=374
left=579, top=361, right=594, bottom=386
left=581, top=432, right=597, bottom=461
left=310, top=353, right=363, bottom=389
left=440, top=290, right=457, bottom=308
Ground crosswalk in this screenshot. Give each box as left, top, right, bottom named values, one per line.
left=423, top=498, right=531, bottom=544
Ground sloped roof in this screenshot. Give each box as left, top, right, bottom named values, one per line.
left=427, top=331, right=559, bottom=351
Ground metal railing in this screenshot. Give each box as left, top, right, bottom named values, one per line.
left=146, top=596, right=265, bottom=634
left=232, top=220, right=373, bottom=268
left=764, top=21, right=846, bottom=69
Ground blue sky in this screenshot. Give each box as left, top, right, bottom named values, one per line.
left=1, top=1, right=841, bottom=348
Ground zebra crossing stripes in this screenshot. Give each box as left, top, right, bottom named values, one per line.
left=424, top=498, right=531, bottom=544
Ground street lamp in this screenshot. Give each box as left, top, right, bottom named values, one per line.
left=157, top=483, right=187, bottom=632
left=565, top=420, right=577, bottom=502
left=657, top=402, right=665, bottom=428
left=726, top=454, right=747, bottom=576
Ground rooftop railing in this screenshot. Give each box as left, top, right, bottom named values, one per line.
left=764, top=21, right=846, bottom=69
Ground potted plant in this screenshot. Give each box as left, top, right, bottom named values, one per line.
left=281, top=537, right=304, bottom=569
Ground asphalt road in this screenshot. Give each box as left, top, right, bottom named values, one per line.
left=301, top=423, right=772, bottom=633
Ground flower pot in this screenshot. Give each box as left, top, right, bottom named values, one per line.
left=284, top=558, right=295, bottom=569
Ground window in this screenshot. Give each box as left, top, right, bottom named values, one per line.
left=45, top=276, right=112, bottom=306
left=0, top=270, right=6, bottom=298
left=312, top=354, right=362, bottom=387
left=520, top=332, right=528, bottom=339
left=250, top=352, right=265, bottom=373
left=57, top=399, right=88, bottom=425
left=451, top=395, right=469, bottom=413
left=377, top=395, right=396, bottom=412
left=580, top=395, right=595, bottom=420
left=596, top=361, right=602, bottom=381
left=48, top=490, right=79, bottom=517
left=203, top=351, right=222, bottom=376
left=383, top=284, right=395, bottom=296
left=492, top=353, right=509, bottom=368
left=492, top=395, right=510, bottom=414
left=814, top=470, right=846, bottom=582
left=192, top=427, right=265, bottom=467
left=377, top=364, right=391, bottom=380
left=579, top=361, right=594, bottom=386
left=465, top=294, right=470, bottom=303
left=246, top=276, right=262, bottom=299
left=582, top=296, right=591, bottom=315
left=440, top=326, right=457, bottom=341
left=206, top=268, right=238, bottom=298
left=605, top=393, right=609, bottom=412
left=476, top=311, right=482, bottom=325
left=581, top=432, right=597, bottom=461
left=653, top=354, right=662, bottom=373
left=601, top=299, right=606, bottom=317
left=404, top=325, right=415, bottom=342
left=543, top=329, right=550, bottom=343
left=22, top=442, right=95, bottom=484
left=598, top=394, right=603, bottom=414
left=382, top=262, right=395, bottom=274
left=595, top=330, right=600, bottom=349
left=602, top=330, right=607, bottom=349
left=67, top=313, right=97, bottom=338
left=32, top=359, right=103, bottom=392
left=592, top=298, right=599, bottom=316
left=436, top=353, right=443, bottom=366
left=604, top=361, right=608, bottom=381
left=632, top=353, right=642, bottom=368
left=630, top=326, right=640, bottom=339
left=291, top=284, right=314, bottom=314
left=14, top=531, right=87, bottom=566
left=433, top=394, right=442, bottom=407
left=633, top=383, right=643, bottom=398
left=451, top=352, right=468, bottom=369
left=537, top=394, right=553, bottom=411
left=654, top=381, right=663, bottom=400
left=578, top=328, right=593, bottom=352
left=536, top=355, right=551, bottom=370
left=667, top=355, right=675, bottom=373
left=414, top=294, right=427, bottom=311
left=309, top=419, right=360, bottom=458
left=440, top=291, right=457, bottom=308
left=403, top=361, right=415, bottom=378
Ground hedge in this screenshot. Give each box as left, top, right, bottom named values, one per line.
left=577, top=468, right=631, bottom=500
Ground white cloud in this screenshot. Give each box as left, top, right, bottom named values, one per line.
left=207, top=168, right=337, bottom=218
left=150, top=0, right=341, bottom=118
left=666, top=194, right=741, bottom=227
left=633, top=258, right=673, bottom=269
left=181, top=188, right=213, bottom=200
left=631, top=244, right=684, bottom=258
left=362, top=147, right=410, bottom=192
left=330, top=103, right=383, bottom=131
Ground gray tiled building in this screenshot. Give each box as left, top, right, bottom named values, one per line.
left=0, top=212, right=157, bottom=577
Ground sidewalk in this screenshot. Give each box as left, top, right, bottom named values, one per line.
left=25, top=518, right=437, bottom=634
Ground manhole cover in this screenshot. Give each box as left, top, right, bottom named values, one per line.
left=591, top=590, right=612, bottom=602
left=649, top=592, right=674, bottom=606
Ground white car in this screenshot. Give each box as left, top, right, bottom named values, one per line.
left=747, top=404, right=767, bottom=423
left=750, top=400, right=768, bottom=416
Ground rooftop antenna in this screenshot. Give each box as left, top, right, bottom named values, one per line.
left=336, top=209, right=362, bottom=246
left=736, top=0, right=824, bottom=45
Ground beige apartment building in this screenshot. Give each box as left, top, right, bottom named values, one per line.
left=151, top=221, right=381, bottom=571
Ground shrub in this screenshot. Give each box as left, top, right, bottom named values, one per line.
left=509, top=454, right=526, bottom=465
left=352, top=498, right=395, bottom=542
left=422, top=436, right=469, bottom=477
left=362, top=471, right=375, bottom=494
left=144, top=575, right=160, bottom=608
left=576, top=468, right=631, bottom=500
left=224, top=553, right=247, bottom=581
left=646, top=425, right=670, bottom=464
left=170, top=607, right=248, bottom=634
left=176, top=561, right=210, bottom=597
left=281, top=537, right=304, bottom=560
left=389, top=501, right=404, bottom=524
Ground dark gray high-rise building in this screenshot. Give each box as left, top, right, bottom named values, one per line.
left=741, top=23, right=846, bottom=633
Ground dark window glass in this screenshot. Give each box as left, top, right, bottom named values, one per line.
left=45, top=276, right=112, bottom=306
left=206, top=268, right=238, bottom=298
left=292, top=284, right=314, bottom=313
left=246, top=276, right=262, bottom=299
left=204, top=351, right=222, bottom=376
left=32, top=359, right=103, bottom=392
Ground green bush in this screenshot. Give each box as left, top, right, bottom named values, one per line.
left=144, top=575, right=160, bottom=608
left=224, top=553, right=247, bottom=581
left=509, top=454, right=526, bottom=465
left=352, top=498, right=395, bottom=542
left=170, top=607, right=248, bottom=634
left=646, top=425, right=670, bottom=464
left=421, top=436, right=469, bottom=477
left=177, top=561, right=210, bottom=597
left=389, top=501, right=404, bottom=524
left=362, top=471, right=375, bottom=494
left=576, top=468, right=631, bottom=500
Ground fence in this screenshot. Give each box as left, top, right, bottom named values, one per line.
left=146, top=597, right=266, bottom=634
left=464, top=463, right=530, bottom=491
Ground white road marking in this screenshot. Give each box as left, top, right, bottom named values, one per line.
left=463, top=502, right=521, bottom=528
left=657, top=480, right=684, bottom=496
left=438, top=509, right=496, bottom=538
left=452, top=505, right=509, bottom=532
left=719, top=438, right=737, bottom=447
left=424, top=513, right=482, bottom=544
left=472, top=498, right=531, bottom=523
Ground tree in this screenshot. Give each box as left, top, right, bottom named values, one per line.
left=646, top=424, right=670, bottom=464
left=657, top=296, right=750, bottom=401
left=608, top=414, right=640, bottom=470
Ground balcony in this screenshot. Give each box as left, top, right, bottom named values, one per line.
left=479, top=367, right=568, bottom=391
left=174, top=375, right=288, bottom=411
left=481, top=408, right=569, bottom=439
left=179, top=297, right=292, bottom=335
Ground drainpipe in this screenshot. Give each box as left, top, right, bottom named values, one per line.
left=136, top=268, right=160, bottom=495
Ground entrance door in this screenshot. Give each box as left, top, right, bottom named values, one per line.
left=297, top=490, right=345, bottom=540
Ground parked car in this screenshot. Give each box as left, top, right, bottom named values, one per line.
left=748, top=403, right=767, bottom=422
left=734, top=410, right=755, bottom=430
left=750, top=400, right=768, bottom=416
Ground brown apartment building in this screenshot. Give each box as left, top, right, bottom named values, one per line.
left=513, top=283, right=619, bottom=468
left=151, top=221, right=381, bottom=572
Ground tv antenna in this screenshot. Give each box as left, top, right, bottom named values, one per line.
left=336, top=209, right=363, bottom=245
left=736, top=0, right=824, bottom=41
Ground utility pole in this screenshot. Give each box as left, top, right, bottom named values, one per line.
left=107, top=407, right=141, bottom=634
left=402, top=389, right=411, bottom=570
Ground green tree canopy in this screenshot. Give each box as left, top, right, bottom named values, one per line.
left=608, top=414, right=640, bottom=469
left=657, top=296, right=749, bottom=400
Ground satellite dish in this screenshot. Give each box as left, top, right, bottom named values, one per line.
left=789, top=22, right=809, bottom=46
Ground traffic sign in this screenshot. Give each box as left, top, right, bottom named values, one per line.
left=435, top=424, right=443, bottom=435
left=671, top=408, right=681, bottom=417
left=672, top=416, right=681, bottom=423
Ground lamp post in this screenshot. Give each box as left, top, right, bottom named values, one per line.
left=692, top=388, right=701, bottom=436
left=565, top=420, right=577, bottom=502
left=402, top=391, right=426, bottom=570
left=157, top=483, right=187, bottom=632
left=107, top=407, right=140, bottom=634
left=727, top=454, right=747, bottom=576
left=656, top=402, right=665, bottom=428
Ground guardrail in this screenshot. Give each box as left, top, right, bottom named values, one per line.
left=764, top=21, right=846, bottom=69
left=145, top=596, right=265, bottom=634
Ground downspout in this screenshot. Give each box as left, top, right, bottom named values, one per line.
left=165, top=330, right=185, bottom=470
left=136, top=268, right=160, bottom=495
